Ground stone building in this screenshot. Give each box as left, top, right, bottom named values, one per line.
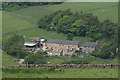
left=44, top=40, right=80, bottom=56
left=80, top=42, right=100, bottom=53
left=43, top=40, right=100, bottom=56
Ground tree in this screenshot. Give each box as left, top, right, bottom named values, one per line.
left=67, top=33, right=73, bottom=40
left=4, top=35, right=27, bottom=58
left=98, top=42, right=116, bottom=59
left=86, top=25, right=100, bottom=41
left=70, top=19, right=88, bottom=36
left=56, top=15, right=76, bottom=33
left=100, top=19, right=116, bottom=40
left=24, top=53, right=46, bottom=64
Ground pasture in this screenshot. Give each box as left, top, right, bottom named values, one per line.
left=2, top=68, right=118, bottom=78
left=46, top=56, right=118, bottom=64
left=2, top=11, right=37, bottom=33
left=11, top=2, right=118, bottom=24
left=2, top=2, right=118, bottom=33
left=2, top=28, right=87, bottom=43
left=2, top=51, right=19, bottom=66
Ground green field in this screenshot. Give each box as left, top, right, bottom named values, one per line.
left=2, top=28, right=87, bottom=43
left=11, top=2, right=118, bottom=24
left=2, top=68, right=118, bottom=78
left=2, top=11, right=37, bottom=33
left=2, top=51, right=19, bottom=66
left=2, top=2, right=118, bottom=33
left=46, top=57, right=118, bottom=64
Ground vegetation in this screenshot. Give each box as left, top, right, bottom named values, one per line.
left=38, top=9, right=118, bottom=59
left=2, top=51, right=19, bottom=66
left=2, top=2, right=118, bottom=64
left=2, top=2, right=62, bottom=11
left=2, top=28, right=87, bottom=43
left=3, top=35, right=27, bottom=58
left=2, top=11, right=37, bottom=33
left=2, top=68, right=118, bottom=78
left=10, top=2, right=118, bottom=24
left=24, top=52, right=47, bottom=64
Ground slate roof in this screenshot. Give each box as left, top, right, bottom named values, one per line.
left=47, top=40, right=80, bottom=45
left=81, top=42, right=97, bottom=47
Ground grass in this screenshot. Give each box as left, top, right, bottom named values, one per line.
left=45, top=56, right=118, bottom=64
left=2, top=68, right=118, bottom=78
left=2, top=51, right=19, bottom=66
left=2, top=28, right=87, bottom=43
left=11, top=2, right=118, bottom=24
left=2, top=11, right=37, bottom=33
left=2, top=2, right=118, bottom=34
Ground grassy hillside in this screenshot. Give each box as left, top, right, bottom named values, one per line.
left=3, top=68, right=118, bottom=78
left=2, top=11, right=37, bottom=33
left=11, top=2, right=118, bottom=24
left=2, top=2, right=118, bottom=33
left=2, top=51, right=19, bottom=66
left=2, top=28, right=87, bottom=43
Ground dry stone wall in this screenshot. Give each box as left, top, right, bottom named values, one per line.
left=3, top=64, right=119, bottom=69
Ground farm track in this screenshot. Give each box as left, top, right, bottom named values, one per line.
left=2, top=4, right=117, bottom=35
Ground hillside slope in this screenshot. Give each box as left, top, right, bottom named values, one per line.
left=2, top=51, right=19, bottom=66
left=11, top=2, right=118, bottom=24
left=2, top=11, right=37, bottom=33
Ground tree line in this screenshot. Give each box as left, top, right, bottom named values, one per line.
left=2, top=2, right=62, bottom=11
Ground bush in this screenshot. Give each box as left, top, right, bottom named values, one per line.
left=24, top=53, right=46, bottom=64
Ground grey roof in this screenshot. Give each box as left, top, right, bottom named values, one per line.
left=47, top=40, right=80, bottom=45
left=81, top=42, right=97, bottom=47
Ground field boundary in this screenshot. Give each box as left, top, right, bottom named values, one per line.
left=3, top=26, right=39, bottom=35
left=3, top=64, right=119, bottom=69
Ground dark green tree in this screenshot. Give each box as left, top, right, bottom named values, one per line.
left=4, top=35, right=27, bottom=58
left=24, top=53, right=46, bottom=64
left=67, top=33, right=73, bottom=40
left=70, top=19, right=88, bottom=36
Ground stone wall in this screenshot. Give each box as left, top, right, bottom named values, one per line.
left=3, top=64, right=119, bottom=69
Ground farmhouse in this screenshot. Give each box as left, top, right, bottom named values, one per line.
left=44, top=40, right=80, bottom=56
left=43, top=40, right=100, bottom=56
left=80, top=41, right=100, bottom=53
